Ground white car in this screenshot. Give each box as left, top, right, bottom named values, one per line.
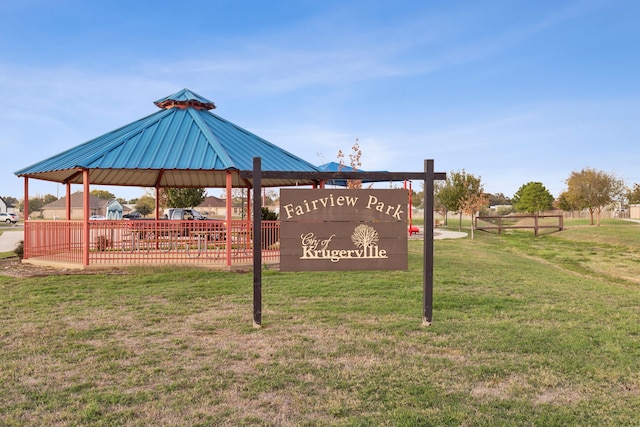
left=0, top=212, right=18, bottom=224
left=89, top=215, right=106, bottom=220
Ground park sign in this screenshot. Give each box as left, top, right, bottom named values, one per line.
left=248, top=157, right=444, bottom=327
left=279, top=189, right=408, bottom=271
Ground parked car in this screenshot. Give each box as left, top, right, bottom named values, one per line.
left=122, top=212, right=142, bottom=219
left=0, top=212, right=18, bottom=224
left=163, top=208, right=208, bottom=220
left=162, top=208, right=225, bottom=239
left=89, top=215, right=106, bottom=220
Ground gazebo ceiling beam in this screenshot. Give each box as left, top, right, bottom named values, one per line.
left=154, top=170, right=165, bottom=188
left=63, top=170, right=84, bottom=184
left=241, top=177, right=253, bottom=189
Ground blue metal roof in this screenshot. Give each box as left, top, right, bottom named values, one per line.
left=317, top=162, right=392, bottom=186
left=317, top=162, right=359, bottom=173
left=15, top=89, right=320, bottom=188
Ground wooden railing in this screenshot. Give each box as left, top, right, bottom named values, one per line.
left=475, top=214, right=563, bottom=236
left=24, top=219, right=280, bottom=267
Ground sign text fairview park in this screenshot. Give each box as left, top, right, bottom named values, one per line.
left=279, top=189, right=408, bottom=271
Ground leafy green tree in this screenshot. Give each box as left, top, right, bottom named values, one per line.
left=433, top=181, right=448, bottom=226
left=487, top=192, right=511, bottom=206
left=2, top=196, right=19, bottom=207
left=90, top=189, right=116, bottom=200
left=134, top=195, right=155, bottom=218
left=437, top=170, right=487, bottom=232
left=411, top=189, right=423, bottom=209
left=42, top=194, right=58, bottom=204
left=25, top=198, right=44, bottom=215
left=565, top=167, right=625, bottom=226
left=166, top=188, right=207, bottom=208
left=512, top=182, right=554, bottom=213
left=555, top=191, right=576, bottom=211
left=626, top=183, right=640, bottom=205
left=260, top=207, right=279, bottom=220
left=437, top=173, right=464, bottom=230
left=494, top=205, right=513, bottom=215
left=20, top=194, right=58, bottom=216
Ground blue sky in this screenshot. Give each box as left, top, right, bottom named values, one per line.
left=1, top=0, right=638, bottom=202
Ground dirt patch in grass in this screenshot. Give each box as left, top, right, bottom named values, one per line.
left=0, top=257, right=128, bottom=278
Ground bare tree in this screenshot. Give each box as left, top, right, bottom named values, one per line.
left=338, top=139, right=363, bottom=189
left=460, top=191, right=489, bottom=240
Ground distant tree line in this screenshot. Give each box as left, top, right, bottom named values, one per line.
left=4, top=153, right=637, bottom=228
left=426, top=166, right=630, bottom=231
left=7, top=187, right=209, bottom=217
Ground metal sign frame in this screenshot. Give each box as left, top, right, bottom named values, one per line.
left=249, top=158, right=445, bottom=327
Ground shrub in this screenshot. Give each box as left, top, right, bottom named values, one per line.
left=14, top=240, right=24, bottom=259
left=260, top=207, right=279, bottom=220
left=260, top=208, right=279, bottom=249
left=96, top=236, right=111, bottom=251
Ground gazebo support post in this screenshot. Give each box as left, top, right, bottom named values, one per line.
left=65, top=182, right=71, bottom=220
left=246, top=187, right=252, bottom=254
left=155, top=187, right=161, bottom=220
left=225, top=171, right=233, bottom=266
left=23, top=177, right=29, bottom=260
left=252, top=157, right=262, bottom=328
left=153, top=170, right=165, bottom=220
left=82, top=169, right=90, bottom=267
left=246, top=187, right=251, bottom=227
left=66, top=182, right=72, bottom=253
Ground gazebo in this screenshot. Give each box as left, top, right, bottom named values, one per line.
left=15, top=89, right=323, bottom=269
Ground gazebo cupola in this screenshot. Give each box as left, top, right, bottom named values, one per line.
left=153, top=88, right=216, bottom=111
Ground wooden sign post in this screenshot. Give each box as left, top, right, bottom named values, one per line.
left=249, top=158, right=445, bottom=327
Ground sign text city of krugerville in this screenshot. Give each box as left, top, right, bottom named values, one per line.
left=279, top=189, right=409, bottom=272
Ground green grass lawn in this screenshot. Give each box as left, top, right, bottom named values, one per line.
left=1, top=220, right=639, bottom=425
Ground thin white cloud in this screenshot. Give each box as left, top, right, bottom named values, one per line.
left=2, top=0, right=637, bottom=203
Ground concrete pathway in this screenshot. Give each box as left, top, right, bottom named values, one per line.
left=0, top=229, right=24, bottom=252
left=434, top=229, right=468, bottom=239
left=409, top=227, right=468, bottom=240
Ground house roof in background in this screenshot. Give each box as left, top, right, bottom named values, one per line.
left=41, top=191, right=109, bottom=210
left=197, top=196, right=226, bottom=208
left=0, top=196, right=15, bottom=208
